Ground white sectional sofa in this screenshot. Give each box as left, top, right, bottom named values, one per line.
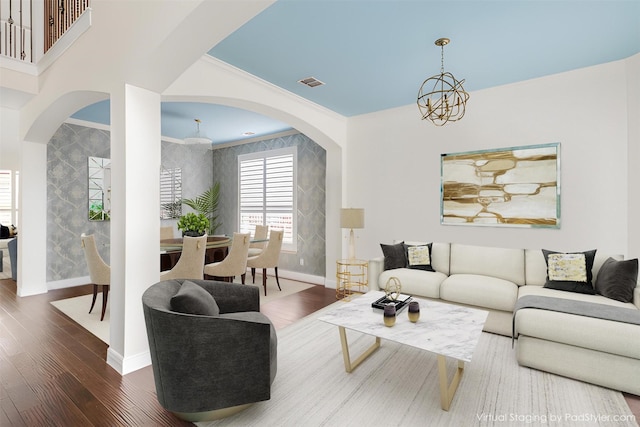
left=368, top=242, right=640, bottom=395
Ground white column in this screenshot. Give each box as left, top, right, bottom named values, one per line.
left=16, top=140, right=48, bottom=296
left=107, top=84, right=161, bottom=375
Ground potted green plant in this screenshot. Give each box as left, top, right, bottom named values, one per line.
left=177, top=212, right=210, bottom=237
left=182, top=182, right=222, bottom=235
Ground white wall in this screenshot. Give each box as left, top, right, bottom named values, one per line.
left=348, top=59, right=635, bottom=262
left=626, top=54, right=640, bottom=259
left=0, top=107, right=20, bottom=170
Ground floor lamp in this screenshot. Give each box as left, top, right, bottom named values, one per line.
left=341, top=208, right=365, bottom=260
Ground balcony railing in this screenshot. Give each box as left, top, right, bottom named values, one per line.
left=0, top=0, right=89, bottom=64
left=44, top=0, right=89, bottom=53
left=0, top=0, right=32, bottom=61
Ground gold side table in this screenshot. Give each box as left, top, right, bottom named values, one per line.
left=336, top=259, right=368, bottom=300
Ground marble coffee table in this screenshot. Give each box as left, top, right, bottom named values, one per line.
left=318, top=290, right=488, bottom=411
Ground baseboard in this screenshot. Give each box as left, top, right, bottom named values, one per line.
left=48, top=275, right=91, bottom=290
left=275, top=269, right=326, bottom=286
left=48, top=271, right=331, bottom=291
left=107, top=347, right=152, bottom=375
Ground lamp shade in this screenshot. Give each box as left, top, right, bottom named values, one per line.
left=341, top=208, right=364, bottom=229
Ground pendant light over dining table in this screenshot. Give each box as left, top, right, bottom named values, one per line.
left=417, top=38, right=469, bottom=126
left=184, top=118, right=212, bottom=145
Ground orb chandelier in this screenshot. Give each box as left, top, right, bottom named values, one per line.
left=417, top=38, right=469, bottom=126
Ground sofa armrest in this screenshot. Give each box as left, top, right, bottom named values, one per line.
left=368, top=257, right=385, bottom=290
left=634, top=285, right=640, bottom=310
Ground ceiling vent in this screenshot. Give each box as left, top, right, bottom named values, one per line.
left=298, top=77, right=325, bottom=88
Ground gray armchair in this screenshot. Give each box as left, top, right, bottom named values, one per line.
left=142, top=279, right=277, bottom=422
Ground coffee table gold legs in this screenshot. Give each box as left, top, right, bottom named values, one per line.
left=338, top=326, right=381, bottom=373
left=437, top=356, right=464, bottom=411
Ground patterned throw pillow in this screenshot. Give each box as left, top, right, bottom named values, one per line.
left=404, top=243, right=435, bottom=272
left=542, top=249, right=597, bottom=294
left=547, top=253, right=588, bottom=282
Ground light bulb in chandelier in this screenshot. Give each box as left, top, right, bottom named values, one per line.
left=417, top=38, right=469, bottom=126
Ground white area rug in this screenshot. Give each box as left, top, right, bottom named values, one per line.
left=50, top=294, right=110, bottom=344
left=200, top=302, right=638, bottom=427
left=50, top=278, right=314, bottom=345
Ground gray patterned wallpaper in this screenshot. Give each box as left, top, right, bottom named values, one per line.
left=46, top=125, right=324, bottom=282
left=47, top=125, right=214, bottom=282
left=47, top=123, right=110, bottom=281
left=213, top=133, right=326, bottom=276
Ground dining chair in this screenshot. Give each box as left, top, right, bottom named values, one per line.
left=247, top=229, right=283, bottom=296
left=160, top=226, right=174, bottom=240
left=160, top=234, right=207, bottom=281
left=80, top=233, right=110, bottom=321
left=204, top=232, right=251, bottom=283
left=248, top=224, right=269, bottom=257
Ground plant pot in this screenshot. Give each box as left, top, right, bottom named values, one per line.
left=183, top=231, right=205, bottom=237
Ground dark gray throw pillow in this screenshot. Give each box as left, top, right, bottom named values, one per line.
left=170, top=280, right=220, bottom=316
left=380, top=242, right=407, bottom=271
left=542, top=249, right=597, bottom=294
left=595, top=257, right=638, bottom=303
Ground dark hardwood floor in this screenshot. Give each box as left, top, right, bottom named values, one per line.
left=0, top=278, right=337, bottom=426
left=1, top=278, right=638, bottom=426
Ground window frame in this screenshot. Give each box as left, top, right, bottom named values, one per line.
left=238, top=147, right=297, bottom=252
left=0, top=170, right=19, bottom=227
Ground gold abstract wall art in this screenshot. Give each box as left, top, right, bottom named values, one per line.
left=441, top=143, right=560, bottom=228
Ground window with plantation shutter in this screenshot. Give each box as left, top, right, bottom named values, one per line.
left=239, top=147, right=297, bottom=251
left=0, top=170, right=18, bottom=227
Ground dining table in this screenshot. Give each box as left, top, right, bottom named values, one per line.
left=160, top=235, right=268, bottom=271
left=160, top=235, right=232, bottom=271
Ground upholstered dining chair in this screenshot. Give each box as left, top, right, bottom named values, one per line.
left=247, top=229, right=283, bottom=296
left=204, top=233, right=250, bottom=283
left=248, top=224, right=269, bottom=257
left=160, top=226, right=174, bottom=240
left=80, top=233, right=110, bottom=321
left=160, top=234, right=207, bottom=281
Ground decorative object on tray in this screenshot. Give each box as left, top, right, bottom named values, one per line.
left=408, top=301, right=420, bottom=323
left=384, top=276, right=402, bottom=300
left=383, top=304, right=396, bottom=327
left=371, top=293, right=413, bottom=313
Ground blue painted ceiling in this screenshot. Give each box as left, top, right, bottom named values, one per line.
left=72, top=0, right=640, bottom=145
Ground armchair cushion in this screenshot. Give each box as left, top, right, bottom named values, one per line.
left=170, top=280, right=220, bottom=316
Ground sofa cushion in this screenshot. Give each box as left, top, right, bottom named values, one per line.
left=542, top=249, right=596, bottom=294
left=514, top=289, right=640, bottom=359
left=380, top=242, right=407, bottom=270
left=404, top=243, right=434, bottom=272
left=449, top=244, right=525, bottom=285
left=440, top=274, right=519, bottom=312
left=595, top=257, right=639, bottom=303
left=378, top=268, right=446, bottom=299
left=170, top=280, right=220, bottom=316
